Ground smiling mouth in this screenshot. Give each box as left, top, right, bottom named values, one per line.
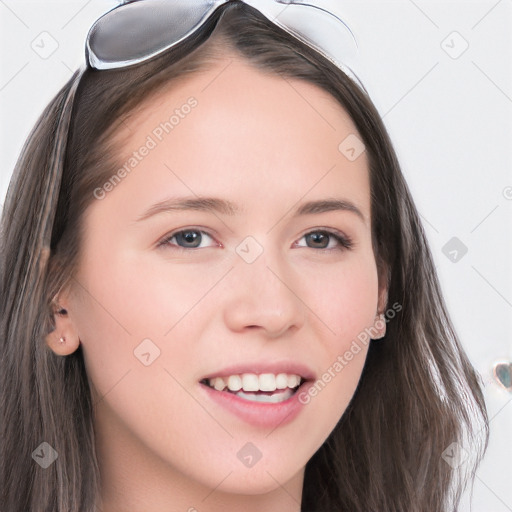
left=200, top=373, right=305, bottom=404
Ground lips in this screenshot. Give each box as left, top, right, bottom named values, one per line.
left=199, top=362, right=314, bottom=417
left=202, top=372, right=303, bottom=403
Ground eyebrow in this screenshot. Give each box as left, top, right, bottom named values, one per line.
left=136, top=196, right=366, bottom=224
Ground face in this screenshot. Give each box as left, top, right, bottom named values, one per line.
left=63, top=55, right=386, bottom=506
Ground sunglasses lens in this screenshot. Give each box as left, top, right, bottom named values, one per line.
left=272, top=4, right=358, bottom=72
left=87, top=0, right=223, bottom=69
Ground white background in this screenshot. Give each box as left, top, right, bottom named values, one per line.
left=1, top=1, right=511, bottom=510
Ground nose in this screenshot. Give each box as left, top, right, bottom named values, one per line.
left=222, top=252, right=306, bottom=338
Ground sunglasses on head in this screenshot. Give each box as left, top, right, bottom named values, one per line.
left=86, top=0, right=366, bottom=92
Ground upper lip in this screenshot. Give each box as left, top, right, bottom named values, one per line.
left=200, top=360, right=316, bottom=382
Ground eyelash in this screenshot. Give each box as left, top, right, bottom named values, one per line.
left=158, top=228, right=354, bottom=252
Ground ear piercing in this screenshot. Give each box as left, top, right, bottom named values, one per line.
left=59, top=336, right=66, bottom=344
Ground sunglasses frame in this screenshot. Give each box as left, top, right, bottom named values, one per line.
left=85, top=0, right=367, bottom=92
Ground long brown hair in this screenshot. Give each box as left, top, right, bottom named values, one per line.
left=0, top=3, right=488, bottom=511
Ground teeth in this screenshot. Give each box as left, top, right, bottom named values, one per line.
left=236, top=388, right=295, bottom=403
left=206, top=372, right=303, bottom=393
left=213, top=377, right=226, bottom=391
left=259, top=373, right=276, bottom=392
left=275, top=373, right=288, bottom=389
left=227, top=375, right=242, bottom=392
left=242, top=373, right=259, bottom=392
left=287, top=374, right=300, bottom=388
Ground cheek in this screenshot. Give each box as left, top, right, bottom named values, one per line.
left=75, top=245, right=220, bottom=337
left=301, top=252, right=379, bottom=344
left=70, top=251, right=214, bottom=461
left=294, top=254, right=378, bottom=437
left=70, top=246, right=227, bottom=397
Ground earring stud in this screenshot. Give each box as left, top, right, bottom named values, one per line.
left=59, top=336, right=66, bottom=344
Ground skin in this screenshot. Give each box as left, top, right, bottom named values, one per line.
left=48, top=53, right=387, bottom=512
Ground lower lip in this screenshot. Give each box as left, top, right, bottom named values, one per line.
left=199, top=382, right=312, bottom=430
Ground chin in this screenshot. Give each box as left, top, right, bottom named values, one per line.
left=208, top=466, right=303, bottom=496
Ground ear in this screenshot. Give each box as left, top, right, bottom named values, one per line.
left=376, top=259, right=389, bottom=312
left=45, top=289, right=81, bottom=356
left=377, top=283, right=388, bottom=316
left=373, top=266, right=389, bottom=340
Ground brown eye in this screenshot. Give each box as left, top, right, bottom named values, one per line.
left=305, top=232, right=330, bottom=249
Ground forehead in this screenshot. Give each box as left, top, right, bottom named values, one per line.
left=108, top=56, right=370, bottom=220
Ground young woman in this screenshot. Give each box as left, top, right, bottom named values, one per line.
left=0, top=1, right=489, bottom=511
